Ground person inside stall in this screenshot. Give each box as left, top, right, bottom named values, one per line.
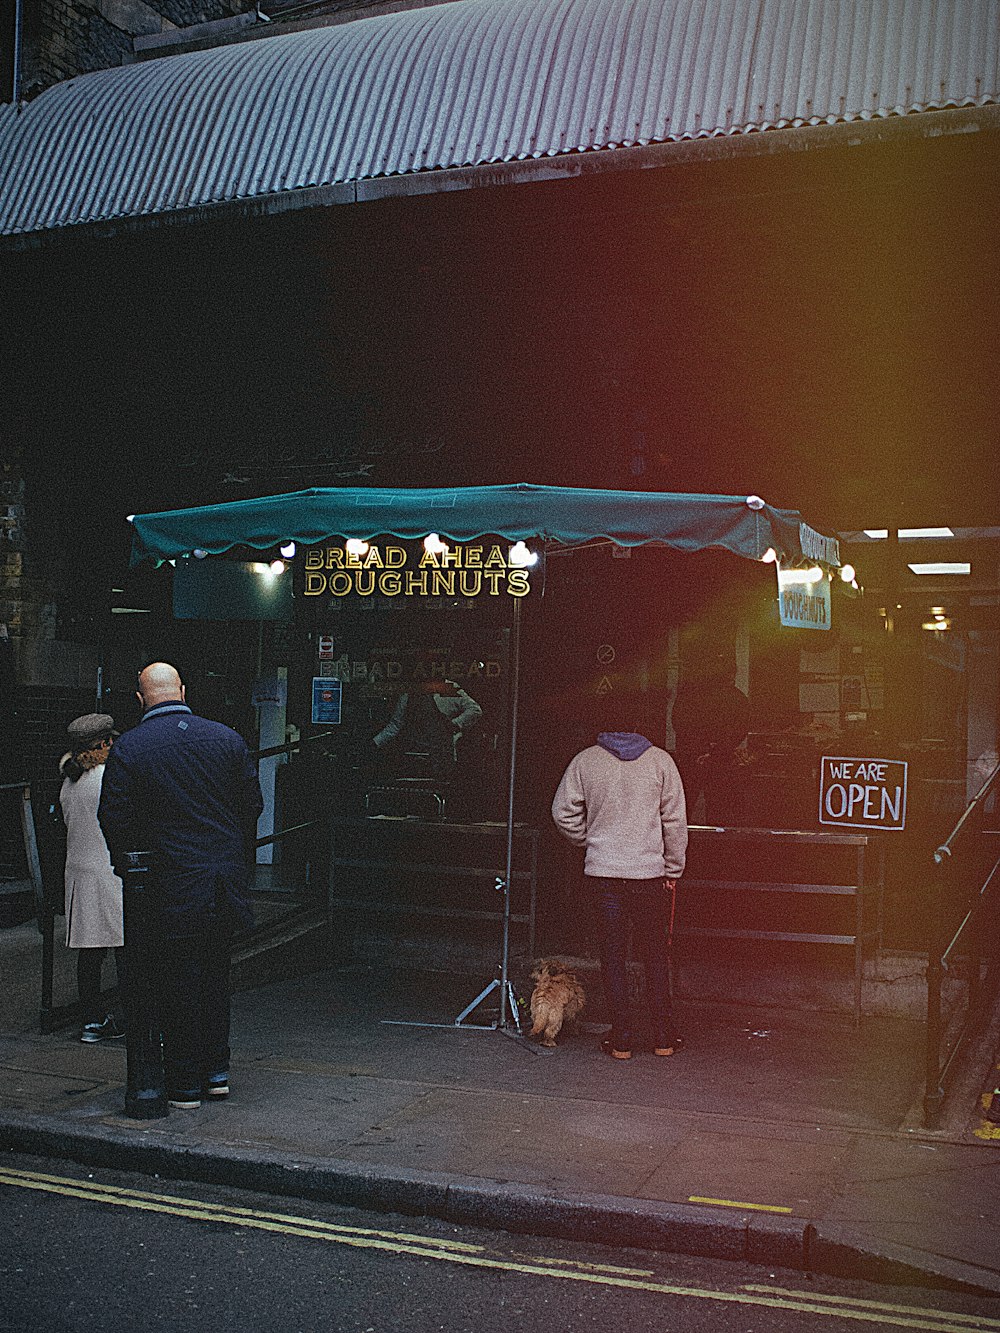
left=372, top=655, right=483, bottom=781
left=671, top=643, right=750, bottom=827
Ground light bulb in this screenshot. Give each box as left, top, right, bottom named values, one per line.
left=509, top=541, right=538, bottom=567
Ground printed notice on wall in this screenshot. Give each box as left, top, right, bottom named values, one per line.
left=819, top=756, right=907, bottom=831
left=311, top=678, right=343, bottom=725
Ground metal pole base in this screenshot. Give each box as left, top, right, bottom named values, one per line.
left=454, top=976, right=522, bottom=1033
left=124, top=1088, right=169, bottom=1120
left=382, top=976, right=523, bottom=1034
left=923, top=1086, right=945, bottom=1131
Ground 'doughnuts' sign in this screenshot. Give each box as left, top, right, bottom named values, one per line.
left=304, top=544, right=532, bottom=598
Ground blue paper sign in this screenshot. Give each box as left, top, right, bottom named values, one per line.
left=311, top=678, right=343, bottom=725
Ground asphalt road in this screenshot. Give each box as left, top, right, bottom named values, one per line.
left=2, top=1151, right=999, bottom=1333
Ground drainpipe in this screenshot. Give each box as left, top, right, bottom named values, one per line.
left=11, top=0, right=22, bottom=106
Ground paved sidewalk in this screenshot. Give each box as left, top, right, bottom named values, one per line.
left=2, top=943, right=999, bottom=1295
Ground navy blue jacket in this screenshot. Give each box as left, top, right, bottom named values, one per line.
left=98, top=701, right=263, bottom=937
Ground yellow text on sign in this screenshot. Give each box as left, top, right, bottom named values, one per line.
left=303, top=544, right=531, bottom=598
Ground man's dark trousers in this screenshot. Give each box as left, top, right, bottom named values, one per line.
left=159, top=911, right=233, bottom=1101
left=591, top=876, right=676, bottom=1052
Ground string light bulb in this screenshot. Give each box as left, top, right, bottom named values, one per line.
left=509, top=541, right=538, bottom=567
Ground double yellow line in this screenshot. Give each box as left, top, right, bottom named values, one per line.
left=0, top=1166, right=994, bottom=1331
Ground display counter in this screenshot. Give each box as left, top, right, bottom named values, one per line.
left=678, top=825, right=882, bottom=1023
left=326, top=816, right=538, bottom=962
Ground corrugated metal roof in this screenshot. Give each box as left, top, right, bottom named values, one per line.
left=2, top=0, right=998, bottom=237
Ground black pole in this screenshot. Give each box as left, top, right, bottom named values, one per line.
left=499, top=595, right=522, bottom=1029
left=40, top=910, right=54, bottom=1033
left=923, top=847, right=947, bottom=1129
left=11, top=0, right=22, bottom=105
left=121, top=853, right=168, bottom=1119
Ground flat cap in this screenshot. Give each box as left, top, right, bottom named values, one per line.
left=66, top=713, right=116, bottom=750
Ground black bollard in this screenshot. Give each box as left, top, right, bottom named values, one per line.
left=121, top=852, right=168, bottom=1120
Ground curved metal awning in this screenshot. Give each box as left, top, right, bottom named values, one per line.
left=2, top=0, right=997, bottom=240
left=127, top=483, right=838, bottom=568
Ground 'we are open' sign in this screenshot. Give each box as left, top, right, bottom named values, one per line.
left=819, top=756, right=908, bottom=831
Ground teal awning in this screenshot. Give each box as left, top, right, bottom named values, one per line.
left=129, top=484, right=838, bottom=567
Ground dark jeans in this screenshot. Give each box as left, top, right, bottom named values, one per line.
left=77, top=947, right=126, bottom=1025
left=590, top=876, right=676, bottom=1051
left=159, top=920, right=233, bottom=1098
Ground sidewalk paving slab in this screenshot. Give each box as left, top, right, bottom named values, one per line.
left=1, top=958, right=999, bottom=1296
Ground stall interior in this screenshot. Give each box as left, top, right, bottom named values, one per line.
left=104, top=515, right=998, bottom=972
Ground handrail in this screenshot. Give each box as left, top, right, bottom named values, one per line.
left=934, top=760, right=1000, bottom=864
left=941, top=858, right=1000, bottom=968
left=924, top=762, right=1000, bottom=1128
left=255, top=819, right=320, bottom=849
left=252, top=729, right=340, bottom=762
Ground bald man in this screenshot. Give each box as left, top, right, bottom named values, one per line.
left=99, top=662, right=263, bottom=1111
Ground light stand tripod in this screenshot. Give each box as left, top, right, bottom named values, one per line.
left=449, top=874, right=522, bottom=1033
left=383, top=596, right=526, bottom=1036
left=451, top=593, right=524, bottom=1032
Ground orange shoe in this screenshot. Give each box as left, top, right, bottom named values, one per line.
left=601, top=1038, right=632, bottom=1060
left=653, top=1035, right=685, bottom=1057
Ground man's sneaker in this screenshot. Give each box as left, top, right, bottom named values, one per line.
left=167, top=1091, right=202, bottom=1110
left=203, top=1073, right=229, bottom=1100
left=80, top=1016, right=124, bottom=1044
left=653, top=1035, right=685, bottom=1057
left=600, top=1038, right=632, bottom=1060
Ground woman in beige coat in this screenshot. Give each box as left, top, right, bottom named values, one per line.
left=59, top=713, right=125, bottom=1043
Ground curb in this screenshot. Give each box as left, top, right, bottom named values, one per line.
left=2, top=1110, right=1000, bottom=1296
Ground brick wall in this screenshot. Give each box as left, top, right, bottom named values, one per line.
left=19, top=686, right=97, bottom=783
left=0, top=444, right=104, bottom=784
left=16, top=1, right=448, bottom=98
left=21, top=0, right=247, bottom=98
left=0, top=450, right=28, bottom=783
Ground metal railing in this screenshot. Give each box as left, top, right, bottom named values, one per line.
left=924, top=761, right=1000, bottom=1128
left=1, top=782, right=44, bottom=931
left=2, top=780, right=68, bottom=1033
left=253, top=728, right=340, bottom=763
left=246, top=727, right=340, bottom=924
left=26, top=729, right=342, bottom=1032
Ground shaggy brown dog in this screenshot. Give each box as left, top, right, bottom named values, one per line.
left=528, top=959, right=585, bottom=1047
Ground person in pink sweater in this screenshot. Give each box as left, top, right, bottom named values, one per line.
left=552, top=722, right=687, bottom=1060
